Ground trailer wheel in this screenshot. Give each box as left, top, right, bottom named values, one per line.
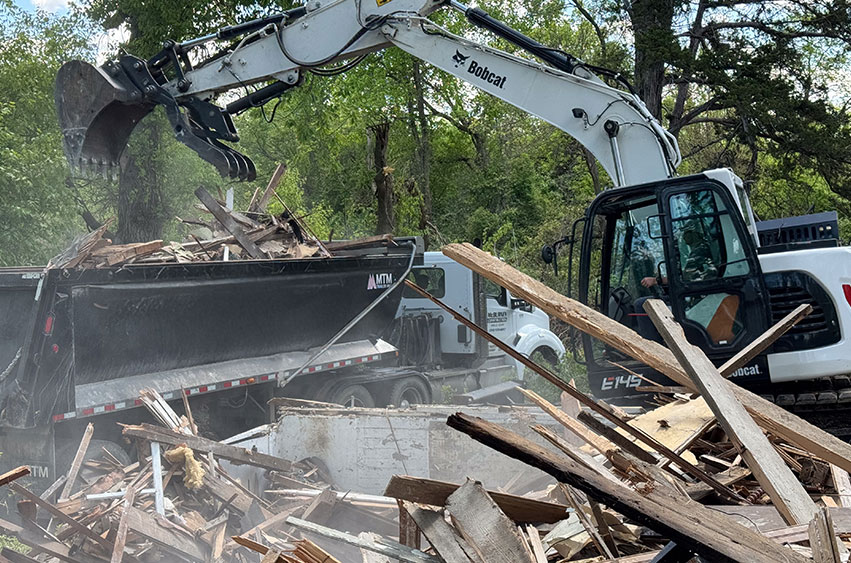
left=329, top=384, right=375, bottom=408
left=388, top=377, right=431, bottom=407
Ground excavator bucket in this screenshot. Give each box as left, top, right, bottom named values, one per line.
left=55, top=60, right=155, bottom=178
left=55, top=57, right=256, bottom=181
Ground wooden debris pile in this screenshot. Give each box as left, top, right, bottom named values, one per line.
left=48, top=164, right=345, bottom=269
left=0, top=390, right=403, bottom=562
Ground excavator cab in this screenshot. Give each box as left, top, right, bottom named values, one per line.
left=553, top=172, right=773, bottom=402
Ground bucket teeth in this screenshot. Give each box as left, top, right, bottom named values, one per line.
left=56, top=57, right=257, bottom=182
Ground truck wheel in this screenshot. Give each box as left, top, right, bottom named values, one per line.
left=329, top=384, right=375, bottom=408
left=388, top=377, right=431, bottom=407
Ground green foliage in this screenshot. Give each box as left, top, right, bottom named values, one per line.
left=525, top=355, right=591, bottom=405
left=0, top=2, right=93, bottom=265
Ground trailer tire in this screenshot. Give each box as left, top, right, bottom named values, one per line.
left=329, top=384, right=375, bottom=408
left=388, top=377, right=431, bottom=407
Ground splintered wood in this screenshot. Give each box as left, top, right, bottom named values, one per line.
left=46, top=166, right=357, bottom=270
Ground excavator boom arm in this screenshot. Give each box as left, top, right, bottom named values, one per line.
left=55, top=0, right=680, bottom=185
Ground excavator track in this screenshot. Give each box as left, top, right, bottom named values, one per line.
left=749, top=376, right=851, bottom=440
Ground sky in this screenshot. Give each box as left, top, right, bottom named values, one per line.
left=16, top=0, right=70, bottom=12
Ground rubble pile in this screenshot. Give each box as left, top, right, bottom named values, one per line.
left=4, top=241, right=851, bottom=561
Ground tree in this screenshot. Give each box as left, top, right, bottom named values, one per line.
left=583, top=0, right=851, bottom=197
left=0, top=2, right=93, bottom=265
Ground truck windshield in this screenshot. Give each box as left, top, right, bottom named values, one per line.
left=403, top=267, right=446, bottom=298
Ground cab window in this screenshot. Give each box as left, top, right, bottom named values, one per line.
left=669, top=189, right=749, bottom=282
left=403, top=267, right=446, bottom=298
left=484, top=279, right=507, bottom=307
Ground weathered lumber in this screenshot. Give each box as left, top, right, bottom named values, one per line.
left=530, top=425, right=625, bottom=487
left=441, top=242, right=851, bottom=475
left=809, top=507, right=843, bottom=563
left=0, top=547, right=39, bottom=563
left=122, top=423, right=292, bottom=472
left=719, top=303, right=812, bottom=377
left=404, top=278, right=743, bottom=502
left=645, top=299, right=818, bottom=526
left=0, top=466, right=30, bottom=487
left=576, top=411, right=658, bottom=464
left=383, top=475, right=570, bottom=524
left=444, top=480, right=533, bottom=563
left=59, top=422, right=93, bottom=502
left=92, top=240, right=164, bottom=266
left=110, top=486, right=136, bottom=563
left=0, top=517, right=103, bottom=563
left=300, top=488, right=337, bottom=525
left=325, top=234, right=394, bottom=252
left=519, top=388, right=613, bottom=456
left=9, top=482, right=115, bottom=555
left=831, top=465, right=851, bottom=508
left=445, top=412, right=808, bottom=563
left=124, top=506, right=205, bottom=561
left=150, top=441, right=165, bottom=516
left=398, top=500, right=422, bottom=550
left=195, top=187, right=265, bottom=259
left=252, top=163, right=287, bottom=213
left=285, top=516, right=439, bottom=563
left=402, top=501, right=477, bottom=563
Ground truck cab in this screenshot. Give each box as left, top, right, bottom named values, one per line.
left=397, top=252, right=564, bottom=380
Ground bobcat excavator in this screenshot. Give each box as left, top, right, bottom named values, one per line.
left=55, top=0, right=851, bottom=429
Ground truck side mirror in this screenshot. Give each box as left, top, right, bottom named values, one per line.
left=541, top=244, right=559, bottom=275
left=511, top=298, right=532, bottom=312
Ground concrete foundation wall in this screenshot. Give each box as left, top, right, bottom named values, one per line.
left=226, top=405, right=560, bottom=495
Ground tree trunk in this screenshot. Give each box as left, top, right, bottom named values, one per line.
left=411, top=61, right=432, bottom=244
left=116, top=120, right=166, bottom=243
left=370, top=121, right=395, bottom=235
left=629, top=0, right=677, bottom=121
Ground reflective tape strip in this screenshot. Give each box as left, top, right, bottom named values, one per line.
left=57, top=351, right=387, bottom=422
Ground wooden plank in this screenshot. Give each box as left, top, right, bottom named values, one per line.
left=398, top=500, right=421, bottom=550
left=809, top=507, right=842, bottom=563
left=444, top=480, right=533, bottom=563
left=110, top=486, right=136, bottom=563
left=519, top=388, right=613, bottom=456
left=404, top=277, right=744, bottom=503
left=0, top=517, right=100, bottom=563
left=0, top=466, right=29, bottom=487
left=576, top=411, right=658, bottom=464
left=445, top=412, right=808, bottom=563
left=0, top=548, right=39, bottom=563
left=560, top=386, right=584, bottom=447
left=122, top=423, right=292, bottom=472
left=831, top=465, right=851, bottom=509
left=301, top=488, right=337, bottom=525
left=525, top=525, right=547, bottom=563
left=150, top=441, right=164, bottom=516
left=402, top=502, right=476, bottom=563
left=195, top=187, right=265, bottom=259
left=125, top=506, right=205, bottom=561
left=254, top=163, right=287, bottom=213
left=383, top=475, right=570, bottom=524
left=285, top=516, right=439, bottom=563
left=440, top=242, right=851, bottom=476
left=530, top=425, right=625, bottom=487
left=719, top=303, right=811, bottom=377
left=644, top=299, right=818, bottom=526
left=9, top=482, right=118, bottom=557
left=59, top=423, right=93, bottom=501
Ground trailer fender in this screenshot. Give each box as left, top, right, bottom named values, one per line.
left=512, top=325, right=565, bottom=380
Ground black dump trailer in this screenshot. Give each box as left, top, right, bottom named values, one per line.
left=0, top=239, right=420, bottom=497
